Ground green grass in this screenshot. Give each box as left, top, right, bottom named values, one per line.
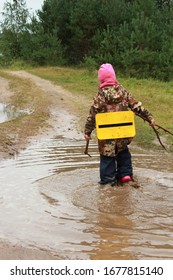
left=3, top=65, right=173, bottom=153
left=28, top=66, right=173, bottom=151
left=29, top=66, right=98, bottom=97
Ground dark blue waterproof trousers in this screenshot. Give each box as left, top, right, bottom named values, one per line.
left=99, top=147, right=133, bottom=184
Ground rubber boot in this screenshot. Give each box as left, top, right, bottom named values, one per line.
left=120, top=175, right=131, bottom=183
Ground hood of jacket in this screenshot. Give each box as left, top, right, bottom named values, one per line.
left=98, top=63, right=117, bottom=88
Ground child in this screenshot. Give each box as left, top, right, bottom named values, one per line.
left=84, top=63, right=155, bottom=186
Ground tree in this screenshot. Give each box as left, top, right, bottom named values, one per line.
left=37, top=0, right=77, bottom=63
left=0, top=0, right=65, bottom=66
left=0, top=0, right=29, bottom=61
left=157, top=0, right=172, bottom=9
left=0, top=0, right=173, bottom=80
left=28, top=16, right=66, bottom=65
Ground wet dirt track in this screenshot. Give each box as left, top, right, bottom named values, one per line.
left=0, top=72, right=173, bottom=260
left=0, top=109, right=173, bottom=260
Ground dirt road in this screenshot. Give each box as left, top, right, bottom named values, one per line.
left=0, top=70, right=83, bottom=156
left=1, top=72, right=173, bottom=260
left=0, top=71, right=84, bottom=259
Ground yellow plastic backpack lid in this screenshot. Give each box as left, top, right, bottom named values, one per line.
left=96, top=111, right=136, bottom=140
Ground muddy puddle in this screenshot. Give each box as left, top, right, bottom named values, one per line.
left=0, top=110, right=173, bottom=260
left=0, top=103, right=32, bottom=123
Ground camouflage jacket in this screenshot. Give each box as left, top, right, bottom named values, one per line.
left=84, top=84, right=153, bottom=156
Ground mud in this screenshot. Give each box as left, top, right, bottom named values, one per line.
left=0, top=72, right=173, bottom=260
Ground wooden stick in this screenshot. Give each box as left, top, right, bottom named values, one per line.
left=84, top=139, right=91, bottom=157
left=155, top=124, right=173, bottom=136
left=136, top=113, right=173, bottom=151
left=152, top=126, right=167, bottom=151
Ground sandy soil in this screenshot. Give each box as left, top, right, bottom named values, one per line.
left=0, top=71, right=83, bottom=156
left=0, top=71, right=83, bottom=260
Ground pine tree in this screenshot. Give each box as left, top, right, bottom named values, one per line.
left=0, top=0, right=29, bottom=60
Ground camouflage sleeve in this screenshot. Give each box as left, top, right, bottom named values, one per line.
left=84, top=90, right=106, bottom=135
left=126, top=90, right=153, bottom=122
left=84, top=106, right=96, bottom=135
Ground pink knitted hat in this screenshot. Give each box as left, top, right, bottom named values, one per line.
left=98, top=63, right=117, bottom=88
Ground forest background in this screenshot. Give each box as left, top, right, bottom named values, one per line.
left=0, top=0, right=173, bottom=153
left=0, top=0, right=173, bottom=81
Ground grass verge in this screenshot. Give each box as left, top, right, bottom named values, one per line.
left=29, top=66, right=173, bottom=152
left=0, top=70, right=51, bottom=156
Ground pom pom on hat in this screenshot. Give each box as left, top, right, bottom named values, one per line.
left=98, top=63, right=117, bottom=88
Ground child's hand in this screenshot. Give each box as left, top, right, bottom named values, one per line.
left=149, top=118, right=156, bottom=127
left=84, top=134, right=91, bottom=141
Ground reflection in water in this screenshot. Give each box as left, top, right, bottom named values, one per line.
left=72, top=172, right=173, bottom=259
left=0, top=127, right=173, bottom=259
left=0, top=103, right=32, bottom=123
left=87, top=187, right=136, bottom=260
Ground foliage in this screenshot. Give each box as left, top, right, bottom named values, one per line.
left=0, top=0, right=65, bottom=66
left=0, top=0, right=173, bottom=81
left=0, top=0, right=29, bottom=62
